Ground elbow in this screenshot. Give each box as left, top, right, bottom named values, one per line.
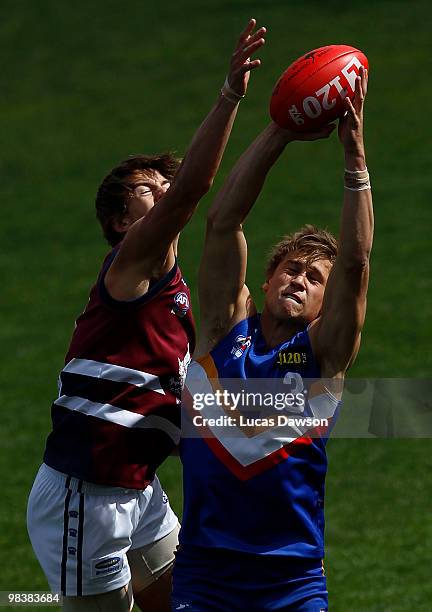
left=341, top=256, right=370, bottom=275
left=206, top=207, right=222, bottom=229
left=175, top=174, right=213, bottom=203
left=206, top=208, right=242, bottom=233
left=340, top=241, right=372, bottom=273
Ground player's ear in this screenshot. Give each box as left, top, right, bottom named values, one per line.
left=112, top=214, right=132, bottom=234
left=262, top=280, right=269, bottom=293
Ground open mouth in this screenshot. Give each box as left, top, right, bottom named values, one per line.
left=281, top=292, right=303, bottom=304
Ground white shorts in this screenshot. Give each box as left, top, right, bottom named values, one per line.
left=27, top=464, right=178, bottom=597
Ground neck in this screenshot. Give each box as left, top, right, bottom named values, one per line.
left=260, top=307, right=306, bottom=349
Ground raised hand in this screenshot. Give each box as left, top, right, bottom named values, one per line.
left=226, top=19, right=266, bottom=98
left=269, top=121, right=336, bottom=145
left=338, top=66, right=368, bottom=155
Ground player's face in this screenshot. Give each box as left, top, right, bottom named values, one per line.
left=263, top=255, right=332, bottom=323
left=127, top=169, right=171, bottom=222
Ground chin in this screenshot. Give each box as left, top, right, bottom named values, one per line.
left=278, top=304, right=301, bottom=320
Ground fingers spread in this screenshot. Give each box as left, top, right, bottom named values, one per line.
left=345, top=96, right=356, bottom=116
left=238, top=37, right=265, bottom=62
left=342, top=97, right=361, bottom=129
left=236, top=21, right=266, bottom=54
left=228, top=20, right=266, bottom=95
left=237, top=18, right=257, bottom=45
left=242, top=58, right=262, bottom=73
left=245, top=26, right=267, bottom=46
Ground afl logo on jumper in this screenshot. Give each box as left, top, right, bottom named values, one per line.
left=231, top=334, right=252, bottom=358
left=172, top=291, right=190, bottom=317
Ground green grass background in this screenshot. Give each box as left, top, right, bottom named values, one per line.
left=1, top=0, right=431, bottom=609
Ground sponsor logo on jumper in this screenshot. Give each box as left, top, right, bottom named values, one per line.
left=275, top=349, right=308, bottom=368
left=231, top=335, right=252, bottom=358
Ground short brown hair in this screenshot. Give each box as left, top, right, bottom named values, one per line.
left=266, top=224, right=338, bottom=279
left=95, top=153, right=181, bottom=246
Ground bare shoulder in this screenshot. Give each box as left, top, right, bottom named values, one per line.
left=104, top=236, right=176, bottom=301
left=308, top=317, right=362, bottom=378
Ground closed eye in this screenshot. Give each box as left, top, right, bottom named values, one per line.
left=308, top=272, right=324, bottom=285
left=285, top=264, right=301, bottom=274
left=136, top=188, right=153, bottom=197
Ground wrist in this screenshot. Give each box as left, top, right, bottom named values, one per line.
left=268, top=122, right=295, bottom=145
left=220, top=76, right=245, bottom=105
left=344, top=149, right=366, bottom=171
left=261, top=123, right=293, bottom=155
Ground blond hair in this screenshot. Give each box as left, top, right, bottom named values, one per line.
left=266, top=225, right=338, bottom=278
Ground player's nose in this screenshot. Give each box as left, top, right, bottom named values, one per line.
left=290, top=272, right=306, bottom=289
left=154, top=182, right=170, bottom=202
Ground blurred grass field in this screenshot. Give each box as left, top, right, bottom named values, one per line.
left=1, top=0, right=431, bottom=610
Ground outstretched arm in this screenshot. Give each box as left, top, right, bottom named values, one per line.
left=106, top=19, right=266, bottom=300
left=197, top=121, right=335, bottom=356
left=310, top=67, right=373, bottom=378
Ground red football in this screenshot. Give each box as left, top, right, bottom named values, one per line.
left=270, top=45, right=369, bottom=132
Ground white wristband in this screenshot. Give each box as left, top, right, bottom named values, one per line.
left=220, top=76, right=245, bottom=104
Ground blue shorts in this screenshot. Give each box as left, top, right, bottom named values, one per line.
left=172, top=546, right=328, bottom=611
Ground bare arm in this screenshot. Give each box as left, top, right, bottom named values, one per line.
left=106, top=20, right=266, bottom=300
left=310, top=68, right=373, bottom=377
left=197, top=122, right=335, bottom=356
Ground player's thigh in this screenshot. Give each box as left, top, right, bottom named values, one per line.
left=62, top=583, right=133, bottom=611
left=126, top=475, right=179, bottom=610
left=128, top=523, right=180, bottom=611
left=128, top=523, right=180, bottom=592
left=132, top=567, right=173, bottom=612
